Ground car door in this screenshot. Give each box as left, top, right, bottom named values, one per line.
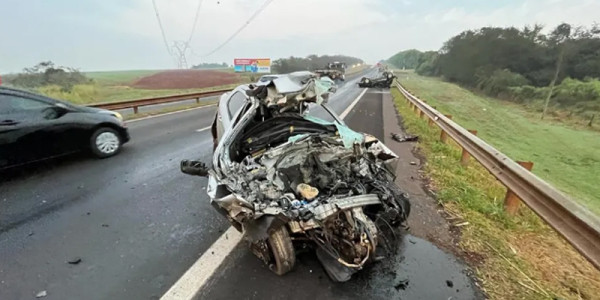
left=0, top=93, right=65, bottom=167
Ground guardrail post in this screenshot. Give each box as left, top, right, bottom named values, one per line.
left=460, top=130, right=478, bottom=166
left=133, top=106, right=139, bottom=114
left=196, top=97, right=200, bottom=104
left=504, top=161, right=534, bottom=215
left=440, top=115, right=452, bottom=143
left=428, top=106, right=437, bottom=126
left=419, top=110, right=425, bottom=119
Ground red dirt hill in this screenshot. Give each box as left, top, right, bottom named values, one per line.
left=131, top=69, right=239, bottom=89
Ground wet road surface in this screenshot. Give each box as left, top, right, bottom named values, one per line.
left=0, top=69, right=481, bottom=299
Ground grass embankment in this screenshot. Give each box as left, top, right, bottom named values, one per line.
left=35, top=69, right=246, bottom=106
left=397, top=71, right=600, bottom=216
left=391, top=88, right=600, bottom=299
left=124, top=101, right=217, bottom=121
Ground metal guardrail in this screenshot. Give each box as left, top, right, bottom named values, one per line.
left=89, top=88, right=232, bottom=113
left=394, top=81, right=600, bottom=270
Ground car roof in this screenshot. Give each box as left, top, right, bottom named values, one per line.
left=0, top=86, right=58, bottom=103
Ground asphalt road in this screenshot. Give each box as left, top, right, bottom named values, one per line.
left=0, top=68, right=479, bottom=300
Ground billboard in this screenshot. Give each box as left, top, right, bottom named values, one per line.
left=234, top=58, right=271, bottom=73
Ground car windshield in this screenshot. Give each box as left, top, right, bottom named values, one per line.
left=258, top=76, right=277, bottom=82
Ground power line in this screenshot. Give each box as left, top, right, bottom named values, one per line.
left=186, top=0, right=205, bottom=46
left=151, top=0, right=172, bottom=56
left=201, top=0, right=276, bottom=57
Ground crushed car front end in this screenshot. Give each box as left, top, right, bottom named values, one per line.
left=183, top=72, right=410, bottom=281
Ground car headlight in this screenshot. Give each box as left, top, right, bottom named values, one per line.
left=112, top=112, right=123, bottom=122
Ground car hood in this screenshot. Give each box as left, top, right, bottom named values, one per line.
left=75, top=105, right=109, bottom=113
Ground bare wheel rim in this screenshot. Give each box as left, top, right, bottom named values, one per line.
left=95, top=132, right=119, bottom=154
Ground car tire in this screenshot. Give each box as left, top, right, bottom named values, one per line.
left=267, top=226, right=296, bottom=275
left=90, top=127, right=122, bottom=158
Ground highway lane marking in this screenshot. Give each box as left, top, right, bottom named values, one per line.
left=196, top=126, right=211, bottom=132
left=160, top=227, right=242, bottom=300
left=161, top=80, right=371, bottom=300
left=339, top=88, right=369, bottom=119
left=127, top=104, right=217, bottom=123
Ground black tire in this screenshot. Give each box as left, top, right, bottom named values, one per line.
left=267, top=226, right=296, bottom=275
left=90, top=127, right=122, bottom=158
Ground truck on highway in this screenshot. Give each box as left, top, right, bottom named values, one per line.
left=314, top=61, right=346, bottom=81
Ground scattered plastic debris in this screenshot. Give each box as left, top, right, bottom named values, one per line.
left=391, top=133, right=419, bottom=143
left=35, top=290, right=47, bottom=298
left=67, top=257, right=82, bottom=265
left=394, top=279, right=410, bottom=290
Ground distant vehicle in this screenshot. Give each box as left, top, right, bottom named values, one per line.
left=0, top=86, right=130, bottom=169
left=358, top=71, right=396, bottom=88
left=314, top=61, right=347, bottom=81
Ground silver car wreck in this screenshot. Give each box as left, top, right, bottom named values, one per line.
left=181, top=72, right=410, bottom=281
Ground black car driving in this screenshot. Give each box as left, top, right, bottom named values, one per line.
left=0, top=86, right=130, bottom=169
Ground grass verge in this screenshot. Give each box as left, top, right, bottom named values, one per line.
left=391, top=88, right=600, bottom=299
left=124, top=101, right=217, bottom=121
left=396, top=71, right=600, bottom=216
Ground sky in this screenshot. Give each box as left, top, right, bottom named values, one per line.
left=1, top=0, right=599, bottom=73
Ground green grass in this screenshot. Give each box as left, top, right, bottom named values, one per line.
left=397, top=71, right=600, bottom=216
left=124, top=101, right=217, bottom=120
left=37, top=83, right=239, bottom=105
left=34, top=68, right=250, bottom=106
left=390, top=88, right=600, bottom=300
left=84, top=70, right=163, bottom=85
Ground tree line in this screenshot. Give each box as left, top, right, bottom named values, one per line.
left=389, top=23, right=600, bottom=118
left=6, top=61, right=90, bottom=92
left=191, top=62, right=229, bottom=69
left=272, top=55, right=363, bottom=74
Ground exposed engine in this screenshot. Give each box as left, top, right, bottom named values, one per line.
left=182, top=72, right=410, bottom=281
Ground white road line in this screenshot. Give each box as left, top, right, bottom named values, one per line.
left=196, top=126, right=212, bottom=132
left=160, top=227, right=242, bottom=300
left=127, top=104, right=217, bottom=123
left=339, top=88, right=368, bottom=119
left=161, top=85, right=370, bottom=300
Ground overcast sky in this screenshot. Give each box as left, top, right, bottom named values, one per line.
left=1, top=0, right=598, bottom=73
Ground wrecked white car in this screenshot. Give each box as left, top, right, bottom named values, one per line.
left=181, top=71, right=410, bottom=281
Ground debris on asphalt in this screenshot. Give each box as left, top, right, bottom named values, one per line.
left=35, top=290, right=47, bottom=298
left=446, top=280, right=454, bottom=288
left=454, top=222, right=469, bottom=227
left=410, top=161, right=417, bottom=165
left=67, top=257, right=82, bottom=265
left=101, top=224, right=109, bottom=227
left=394, top=279, right=409, bottom=290
left=28, top=231, right=34, bottom=236
left=391, top=133, right=419, bottom=143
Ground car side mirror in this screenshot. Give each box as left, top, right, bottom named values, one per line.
left=54, top=103, right=70, bottom=115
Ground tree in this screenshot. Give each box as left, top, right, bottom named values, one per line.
left=9, top=61, right=89, bottom=91
left=541, top=23, right=571, bottom=119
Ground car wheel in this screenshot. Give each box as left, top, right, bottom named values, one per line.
left=90, top=127, right=122, bottom=158
left=267, top=226, right=295, bottom=275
